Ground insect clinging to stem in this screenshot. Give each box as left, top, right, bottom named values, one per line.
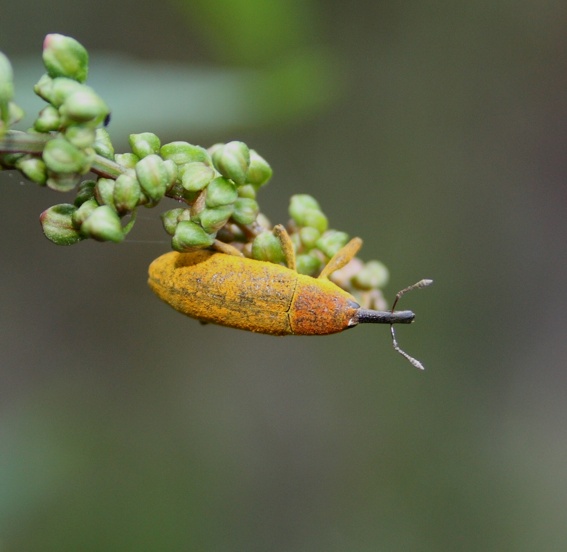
left=148, top=225, right=432, bottom=369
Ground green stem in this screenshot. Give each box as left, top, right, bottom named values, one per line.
left=0, top=130, right=51, bottom=154
left=0, top=130, right=128, bottom=180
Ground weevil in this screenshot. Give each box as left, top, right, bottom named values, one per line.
left=148, top=225, right=432, bottom=369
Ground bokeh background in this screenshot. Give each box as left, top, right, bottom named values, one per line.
left=1, top=1, right=567, bottom=550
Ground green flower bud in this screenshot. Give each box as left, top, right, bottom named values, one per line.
left=178, top=209, right=192, bottom=222
left=162, top=159, right=178, bottom=190
left=35, top=76, right=82, bottom=107
left=296, top=253, right=322, bottom=276
left=198, top=205, right=234, bottom=234
left=205, top=177, right=237, bottom=208
left=179, top=162, right=215, bottom=192
left=32, top=74, right=52, bottom=103
left=129, top=132, right=161, bottom=159
left=64, top=126, right=96, bottom=148
left=43, top=137, right=87, bottom=173
left=40, top=203, right=84, bottom=245
left=94, top=177, right=116, bottom=209
left=14, top=155, right=47, bottom=185
left=34, top=105, right=61, bottom=132
left=231, top=197, right=259, bottom=225
left=72, top=197, right=98, bottom=227
left=299, top=226, right=320, bottom=250
left=353, top=260, right=389, bottom=290
left=246, top=150, right=272, bottom=188
left=251, top=231, right=285, bottom=264
left=7, top=102, right=24, bottom=126
left=207, top=143, right=223, bottom=158
left=60, top=87, right=109, bottom=125
left=161, top=208, right=186, bottom=236
left=160, top=141, right=211, bottom=165
left=113, top=173, right=141, bottom=212
left=42, top=34, right=89, bottom=83
left=0, top=52, right=14, bottom=107
left=212, top=141, right=250, bottom=186
left=302, top=209, right=328, bottom=233
left=114, top=152, right=139, bottom=169
left=171, top=220, right=215, bottom=252
left=93, top=128, right=114, bottom=159
left=74, top=180, right=96, bottom=206
left=237, top=184, right=256, bottom=199
left=256, top=213, right=272, bottom=231
left=135, top=154, right=168, bottom=202
left=81, top=205, right=124, bottom=242
left=46, top=172, right=81, bottom=192
left=316, top=230, right=349, bottom=258
left=0, top=152, right=24, bottom=168
left=289, top=194, right=322, bottom=225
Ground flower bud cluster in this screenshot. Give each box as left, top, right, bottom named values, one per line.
left=29, top=35, right=110, bottom=192
left=0, top=52, right=24, bottom=136
left=2, top=34, right=392, bottom=304
left=158, top=139, right=271, bottom=252
left=284, top=194, right=348, bottom=276
left=276, top=194, right=390, bottom=304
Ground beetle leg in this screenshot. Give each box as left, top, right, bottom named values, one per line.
left=318, top=237, right=363, bottom=279
left=273, top=224, right=297, bottom=271
left=212, top=239, right=245, bottom=257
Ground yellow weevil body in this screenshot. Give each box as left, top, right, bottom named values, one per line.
left=148, top=226, right=432, bottom=368
left=148, top=249, right=359, bottom=336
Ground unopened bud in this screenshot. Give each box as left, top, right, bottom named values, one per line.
left=289, top=194, right=322, bottom=225
left=316, top=230, right=349, bottom=258
left=72, top=198, right=98, bottom=227
left=180, top=162, right=215, bottom=192
left=74, top=180, right=96, bottom=206
left=59, top=87, right=109, bottom=125
left=93, top=128, right=114, bottom=159
left=34, top=105, right=61, bottom=132
left=171, top=221, right=215, bottom=252
left=15, top=155, right=47, bottom=185
left=161, top=208, right=186, bottom=236
left=81, top=205, right=124, bottom=242
left=0, top=52, right=14, bottom=107
left=237, top=184, right=256, bottom=199
left=205, top=177, right=237, bottom=208
left=65, top=126, right=96, bottom=148
left=94, top=177, right=116, bottom=209
left=35, top=76, right=82, bottom=107
left=352, top=260, right=389, bottom=290
left=135, top=154, right=168, bottom=201
left=40, top=203, right=84, bottom=245
left=296, top=253, right=322, bottom=276
left=246, top=150, right=272, bottom=188
left=160, top=141, right=211, bottom=165
left=114, top=152, right=139, bottom=169
left=113, top=174, right=141, bottom=212
left=198, top=206, right=234, bottom=234
left=231, top=198, right=259, bottom=225
left=42, top=34, right=89, bottom=83
left=252, top=231, right=285, bottom=264
left=46, top=172, right=81, bottom=192
left=299, top=226, right=320, bottom=250
left=212, top=141, right=250, bottom=186
left=129, top=132, right=161, bottom=159
left=42, top=137, right=87, bottom=173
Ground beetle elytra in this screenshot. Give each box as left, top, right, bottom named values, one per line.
left=148, top=225, right=432, bottom=369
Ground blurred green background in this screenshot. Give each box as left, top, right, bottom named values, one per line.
left=1, top=1, right=566, bottom=550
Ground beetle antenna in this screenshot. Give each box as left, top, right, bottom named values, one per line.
left=391, top=279, right=433, bottom=311
left=389, top=279, right=433, bottom=370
